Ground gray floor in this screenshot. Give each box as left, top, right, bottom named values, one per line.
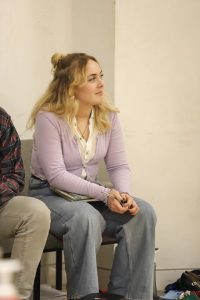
left=31, top=284, right=67, bottom=299
left=35, top=284, right=163, bottom=300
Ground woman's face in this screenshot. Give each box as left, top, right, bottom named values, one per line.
left=74, top=59, right=104, bottom=106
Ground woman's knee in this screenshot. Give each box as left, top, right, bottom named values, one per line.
left=70, top=205, right=106, bottom=235
left=135, top=197, right=157, bottom=225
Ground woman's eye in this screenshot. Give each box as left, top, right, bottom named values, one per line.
left=88, top=76, right=96, bottom=82
left=88, top=74, right=104, bottom=82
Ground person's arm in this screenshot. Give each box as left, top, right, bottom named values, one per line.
left=0, top=111, right=25, bottom=205
left=33, top=112, right=110, bottom=201
left=104, top=114, right=140, bottom=214
left=104, top=113, right=132, bottom=194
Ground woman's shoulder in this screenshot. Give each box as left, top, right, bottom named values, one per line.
left=37, top=110, right=56, bottom=118
left=36, top=111, right=62, bottom=123
left=36, top=111, right=71, bottom=133
left=108, top=111, right=120, bottom=124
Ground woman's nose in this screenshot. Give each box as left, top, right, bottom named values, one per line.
left=97, top=77, right=104, bottom=87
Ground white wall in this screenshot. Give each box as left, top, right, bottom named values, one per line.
left=71, top=0, right=115, bottom=99
left=115, top=0, right=200, bottom=289
left=0, top=0, right=73, bottom=138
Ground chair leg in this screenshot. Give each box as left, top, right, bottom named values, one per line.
left=33, top=262, right=41, bottom=300
left=56, top=250, right=62, bottom=290
left=153, top=262, right=157, bottom=297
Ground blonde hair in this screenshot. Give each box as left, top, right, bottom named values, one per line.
left=27, top=52, right=119, bottom=132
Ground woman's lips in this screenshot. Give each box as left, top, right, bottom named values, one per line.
left=95, top=91, right=103, bottom=96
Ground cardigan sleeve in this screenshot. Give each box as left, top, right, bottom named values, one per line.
left=104, top=113, right=132, bottom=194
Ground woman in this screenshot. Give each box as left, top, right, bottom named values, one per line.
left=28, top=53, right=156, bottom=300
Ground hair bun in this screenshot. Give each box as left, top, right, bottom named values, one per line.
left=51, top=53, right=63, bottom=68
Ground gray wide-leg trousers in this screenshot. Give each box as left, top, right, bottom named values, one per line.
left=29, top=178, right=156, bottom=300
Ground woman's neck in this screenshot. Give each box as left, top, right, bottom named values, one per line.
left=76, top=105, right=92, bottom=119
left=75, top=105, right=92, bottom=141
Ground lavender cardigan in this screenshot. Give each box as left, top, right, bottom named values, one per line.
left=31, top=111, right=132, bottom=201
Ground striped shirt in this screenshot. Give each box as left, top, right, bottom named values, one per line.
left=0, top=107, right=24, bottom=206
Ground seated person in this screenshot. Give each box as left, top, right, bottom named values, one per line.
left=28, top=53, right=156, bottom=300
left=0, top=107, right=50, bottom=300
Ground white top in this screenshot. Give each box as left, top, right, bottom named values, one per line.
left=72, top=110, right=98, bottom=179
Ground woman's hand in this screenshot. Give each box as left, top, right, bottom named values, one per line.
left=120, top=193, right=140, bottom=216
left=107, top=189, right=140, bottom=215
left=107, top=189, right=129, bottom=214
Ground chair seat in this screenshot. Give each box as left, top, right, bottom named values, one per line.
left=43, top=234, right=63, bottom=252
left=1, top=233, right=63, bottom=257
left=0, top=238, right=14, bottom=255
left=102, top=235, right=117, bottom=245
left=1, top=233, right=115, bottom=257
